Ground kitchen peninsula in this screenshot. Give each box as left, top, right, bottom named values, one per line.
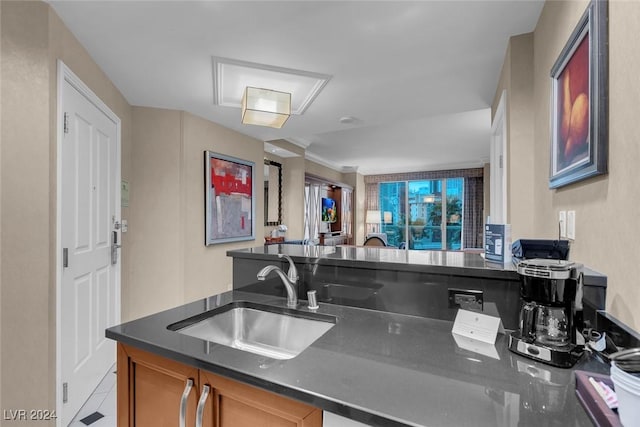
left=227, top=245, right=607, bottom=331
left=106, top=245, right=615, bottom=426
left=106, top=290, right=604, bottom=426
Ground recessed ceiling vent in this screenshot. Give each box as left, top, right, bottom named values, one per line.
left=212, top=56, right=332, bottom=115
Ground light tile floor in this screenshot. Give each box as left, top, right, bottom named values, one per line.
left=68, top=365, right=116, bottom=427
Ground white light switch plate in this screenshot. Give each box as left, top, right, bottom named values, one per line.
left=567, top=210, right=575, bottom=240
left=559, top=211, right=567, bottom=238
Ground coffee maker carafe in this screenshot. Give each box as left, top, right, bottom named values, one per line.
left=508, top=259, right=584, bottom=368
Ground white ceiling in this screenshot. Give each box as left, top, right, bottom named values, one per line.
left=49, top=0, right=544, bottom=175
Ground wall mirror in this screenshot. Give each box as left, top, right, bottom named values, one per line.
left=264, top=159, right=282, bottom=225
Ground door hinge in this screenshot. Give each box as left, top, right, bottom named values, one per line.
left=63, top=382, right=68, bottom=403
left=499, top=154, right=503, bottom=169
left=63, top=112, right=69, bottom=134
left=63, top=248, right=68, bottom=268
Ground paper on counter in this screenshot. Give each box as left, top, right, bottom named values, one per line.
left=451, top=309, right=504, bottom=344
left=452, top=332, right=500, bottom=360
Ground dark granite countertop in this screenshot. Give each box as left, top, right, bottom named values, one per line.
left=228, top=245, right=516, bottom=279
left=107, top=290, right=604, bottom=426
left=227, top=245, right=607, bottom=287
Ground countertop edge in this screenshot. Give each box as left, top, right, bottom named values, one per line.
left=227, top=248, right=520, bottom=281
left=227, top=247, right=607, bottom=287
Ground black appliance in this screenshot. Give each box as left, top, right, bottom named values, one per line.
left=508, top=258, right=584, bottom=368
left=512, top=239, right=570, bottom=261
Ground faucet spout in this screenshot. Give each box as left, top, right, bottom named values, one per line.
left=257, top=265, right=298, bottom=307
left=278, top=254, right=298, bottom=284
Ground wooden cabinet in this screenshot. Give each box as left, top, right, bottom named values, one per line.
left=117, top=344, right=199, bottom=427
left=199, top=370, right=321, bottom=427
left=117, top=343, right=322, bottom=427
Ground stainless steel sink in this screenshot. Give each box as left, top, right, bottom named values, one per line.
left=169, top=302, right=336, bottom=360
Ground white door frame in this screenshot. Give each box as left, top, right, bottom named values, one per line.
left=55, top=60, right=122, bottom=427
left=490, top=90, right=508, bottom=224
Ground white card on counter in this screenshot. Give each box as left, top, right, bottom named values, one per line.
left=452, top=333, right=500, bottom=360
left=451, top=309, right=503, bottom=344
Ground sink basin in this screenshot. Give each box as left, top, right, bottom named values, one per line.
left=168, top=301, right=336, bottom=360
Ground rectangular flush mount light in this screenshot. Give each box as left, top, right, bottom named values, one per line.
left=241, top=87, right=291, bottom=129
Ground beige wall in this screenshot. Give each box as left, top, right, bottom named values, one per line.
left=281, top=156, right=305, bottom=239
left=264, top=140, right=306, bottom=240
left=305, top=159, right=345, bottom=184
left=266, top=146, right=362, bottom=242
left=182, top=112, right=265, bottom=302
left=498, top=0, right=640, bottom=331
left=129, top=108, right=183, bottom=319
left=48, top=5, right=134, bottom=323
left=1, top=1, right=133, bottom=423
left=130, top=109, right=266, bottom=312
left=492, top=33, right=535, bottom=239
left=483, top=163, right=491, bottom=223
left=1, top=2, right=51, bottom=419
left=263, top=151, right=285, bottom=237
left=0, top=0, right=3, bottom=412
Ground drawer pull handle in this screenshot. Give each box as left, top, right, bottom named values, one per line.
left=196, top=385, right=210, bottom=427
left=179, top=378, right=194, bottom=427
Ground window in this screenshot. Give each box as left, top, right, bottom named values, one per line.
left=379, top=178, right=464, bottom=250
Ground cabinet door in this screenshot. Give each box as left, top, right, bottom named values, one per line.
left=199, top=370, right=322, bottom=427
left=117, top=344, right=199, bottom=427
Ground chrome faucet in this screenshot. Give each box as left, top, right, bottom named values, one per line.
left=278, top=254, right=298, bottom=284
left=257, top=264, right=298, bottom=307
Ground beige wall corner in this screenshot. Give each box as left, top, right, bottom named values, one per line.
left=263, top=151, right=285, bottom=237
left=281, top=156, right=305, bottom=240
left=491, top=32, right=535, bottom=240
left=130, top=109, right=266, bottom=311
left=495, top=0, right=640, bottom=331
left=305, top=158, right=345, bottom=184
left=526, top=0, right=638, bottom=331
left=130, top=107, right=184, bottom=319
left=1, top=0, right=135, bottom=421
left=268, top=139, right=305, bottom=157
left=0, top=0, right=3, bottom=412
left=48, top=5, right=134, bottom=322
left=483, top=163, right=491, bottom=223
left=264, top=139, right=306, bottom=240
left=1, top=1, right=52, bottom=420
left=181, top=112, right=265, bottom=303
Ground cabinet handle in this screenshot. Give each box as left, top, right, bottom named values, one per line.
left=179, top=379, right=194, bottom=427
left=195, top=385, right=210, bottom=427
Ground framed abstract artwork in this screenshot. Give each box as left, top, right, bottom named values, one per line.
left=204, top=151, right=255, bottom=245
left=549, top=0, right=608, bottom=189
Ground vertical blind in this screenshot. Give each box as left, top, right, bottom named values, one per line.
left=304, top=184, right=321, bottom=242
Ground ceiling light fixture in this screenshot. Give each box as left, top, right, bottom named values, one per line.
left=241, top=87, right=291, bottom=129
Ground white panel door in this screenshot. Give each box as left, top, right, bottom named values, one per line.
left=61, top=77, right=119, bottom=426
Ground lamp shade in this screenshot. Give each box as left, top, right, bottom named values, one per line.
left=241, top=87, right=291, bottom=129
left=365, top=210, right=381, bottom=224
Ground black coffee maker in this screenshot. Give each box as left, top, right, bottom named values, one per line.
left=508, top=258, right=584, bottom=368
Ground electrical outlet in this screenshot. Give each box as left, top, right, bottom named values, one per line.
left=448, top=288, right=484, bottom=312
left=559, top=211, right=567, bottom=238
left=567, top=210, right=576, bottom=240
